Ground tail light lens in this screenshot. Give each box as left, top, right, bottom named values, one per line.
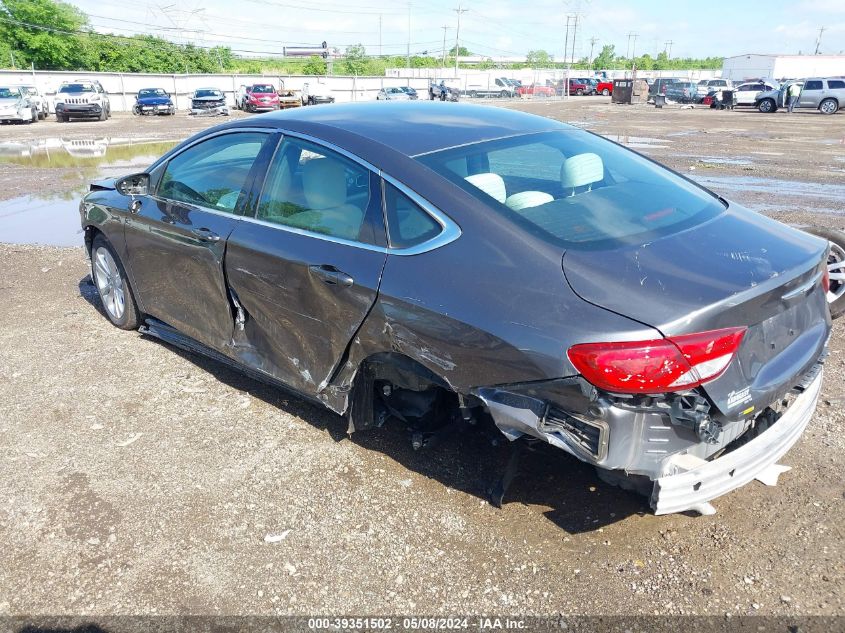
left=568, top=327, right=747, bottom=394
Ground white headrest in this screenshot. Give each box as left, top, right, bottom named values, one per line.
left=303, top=158, right=346, bottom=210
left=465, top=172, right=506, bottom=203
left=561, top=153, right=604, bottom=190
left=505, top=191, right=554, bottom=211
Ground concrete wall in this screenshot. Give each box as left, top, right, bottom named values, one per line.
left=0, top=70, right=433, bottom=112
left=722, top=55, right=845, bottom=81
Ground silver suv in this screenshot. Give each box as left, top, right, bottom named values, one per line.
left=755, top=77, right=844, bottom=114
left=54, top=80, right=111, bottom=122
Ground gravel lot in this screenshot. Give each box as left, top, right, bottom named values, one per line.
left=0, top=99, right=843, bottom=620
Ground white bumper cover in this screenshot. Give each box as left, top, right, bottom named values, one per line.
left=652, top=370, right=822, bottom=515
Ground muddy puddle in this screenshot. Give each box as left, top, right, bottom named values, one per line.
left=691, top=174, right=845, bottom=215
left=603, top=134, right=670, bottom=149
left=0, top=137, right=177, bottom=247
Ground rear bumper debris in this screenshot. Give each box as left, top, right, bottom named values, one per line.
left=651, top=370, right=822, bottom=515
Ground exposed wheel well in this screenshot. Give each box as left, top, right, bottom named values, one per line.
left=83, top=225, right=104, bottom=257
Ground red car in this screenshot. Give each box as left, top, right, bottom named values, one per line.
left=516, top=83, right=555, bottom=97
left=240, top=84, right=280, bottom=112
left=596, top=80, right=613, bottom=96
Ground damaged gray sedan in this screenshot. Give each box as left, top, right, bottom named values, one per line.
left=80, top=103, right=831, bottom=515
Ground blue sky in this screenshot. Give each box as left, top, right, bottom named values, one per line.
left=70, top=0, right=845, bottom=60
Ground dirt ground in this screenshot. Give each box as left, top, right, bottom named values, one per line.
left=0, top=99, right=843, bottom=620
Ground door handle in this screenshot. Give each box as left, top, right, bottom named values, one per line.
left=191, top=227, right=220, bottom=242
left=308, top=265, right=354, bottom=288
left=128, top=199, right=142, bottom=214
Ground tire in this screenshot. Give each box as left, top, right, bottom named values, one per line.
left=90, top=235, right=141, bottom=330
left=56, top=114, right=68, bottom=122
left=500, top=90, right=508, bottom=98
left=132, top=104, right=141, bottom=116
left=758, top=98, right=776, bottom=113
left=98, top=107, right=107, bottom=121
left=469, top=91, right=477, bottom=98
left=819, top=98, right=839, bottom=115
left=576, top=89, right=584, bottom=96
left=800, top=226, right=845, bottom=319
left=28, top=108, right=37, bottom=123
left=602, top=88, right=610, bottom=96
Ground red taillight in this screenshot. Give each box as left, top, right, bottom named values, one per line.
left=567, top=327, right=747, bottom=394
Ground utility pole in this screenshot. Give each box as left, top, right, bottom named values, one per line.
left=453, top=4, right=468, bottom=76
left=570, top=13, right=578, bottom=67
left=379, top=14, right=382, bottom=58
left=563, top=16, right=571, bottom=66
left=406, top=3, right=411, bottom=69
left=664, top=40, right=673, bottom=59
left=441, top=26, right=450, bottom=67
left=630, top=32, right=639, bottom=60
left=814, top=27, right=825, bottom=55
left=589, top=37, right=598, bottom=64
left=626, top=32, right=633, bottom=60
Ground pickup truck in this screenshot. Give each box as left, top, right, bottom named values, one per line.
left=755, top=78, right=843, bottom=114
left=517, top=83, right=554, bottom=97
left=596, top=80, right=613, bottom=96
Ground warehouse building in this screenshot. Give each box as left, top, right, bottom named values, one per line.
left=722, top=54, right=845, bottom=81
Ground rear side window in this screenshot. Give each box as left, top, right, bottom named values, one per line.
left=383, top=182, right=441, bottom=249
left=418, top=129, right=724, bottom=250
left=158, top=132, right=269, bottom=213
left=804, top=80, right=823, bottom=90
left=828, top=80, right=845, bottom=89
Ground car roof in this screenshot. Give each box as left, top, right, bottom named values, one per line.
left=247, top=101, right=569, bottom=157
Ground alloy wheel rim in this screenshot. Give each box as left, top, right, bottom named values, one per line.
left=93, top=246, right=125, bottom=320
left=828, top=240, right=845, bottom=303
left=821, top=101, right=835, bottom=114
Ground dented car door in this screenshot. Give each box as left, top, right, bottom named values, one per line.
left=223, top=134, right=388, bottom=395
left=123, top=130, right=275, bottom=350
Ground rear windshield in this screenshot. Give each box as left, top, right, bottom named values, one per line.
left=417, top=130, right=725, bottom=250
left=59, top=83, right=94, bottom=93
left=251, top=85, right=275, bottom=93
left=195, top=89, right=223, bottom=98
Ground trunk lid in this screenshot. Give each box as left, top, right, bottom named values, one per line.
left=563, top=206, right=831, bottom=415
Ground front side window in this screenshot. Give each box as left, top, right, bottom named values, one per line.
left=158, top=132, right=269, bottom=213
left=256, top=138, right=373, bottom=242
left=418, top=130, right=725, bottom=250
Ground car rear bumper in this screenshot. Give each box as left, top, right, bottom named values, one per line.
left=651, top=369, right=822, bottom=515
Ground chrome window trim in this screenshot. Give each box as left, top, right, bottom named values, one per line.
left=243, top=129, right=462, bottom=256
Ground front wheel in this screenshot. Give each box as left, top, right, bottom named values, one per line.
left=758, top=98, right=776, bottom=113
left=819, top=98, right=839, bottom=115
left=601, top=88, right=610, bottom=96
left=91, top=235, right=141, bottom=330
left=801, top=226, right=845, bottom=318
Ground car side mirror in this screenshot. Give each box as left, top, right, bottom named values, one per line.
left=116, top=173, right=150, bottom=196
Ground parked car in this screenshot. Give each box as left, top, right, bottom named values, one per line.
left=465, top=78, right=517, bottom=98
left=16, top=85, right=47, bottom=119
left=80, top=102, right=831, bottom=516
left=376, top=87, right=410, bottom=101
left=0, top=86, right=38, bottom=124
left=596, top=80, right=613, bottom=96
left=756, top=77, right=843, bottom=114
left=648, top=77, right=682, bottom=99
left=664, top=81, right=700, bottom=103
left=301, top=81, right=335, bottom=106
left=275, top=83, right=301, bottom=109
left=569, top=79, right=594, bottom=95
left=696, top=78, right=734, bottom=100
left=238, top=84, right=280, bottom=112
left=189, top=88, right=229, bottom=116
left=397, top=86, right=419, bottom=100
left=54, top=80, right=111, bottom=122
left=429, top=81, right=460, bottom=101
left=734, top=81, right=777, bottom=106
left=133, top=88, right=175, bottom=116
left=517, top=83, right=554, bottom=97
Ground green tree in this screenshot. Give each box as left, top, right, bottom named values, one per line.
left=0, top=0, right=88, bottom=69
left=302, top=55, right=327, bottom=75
left=340, top=43, right=367, bottom=75
left=591, top=44, right=616, bottom=70
left=526, top=49, right=553, bottom=67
